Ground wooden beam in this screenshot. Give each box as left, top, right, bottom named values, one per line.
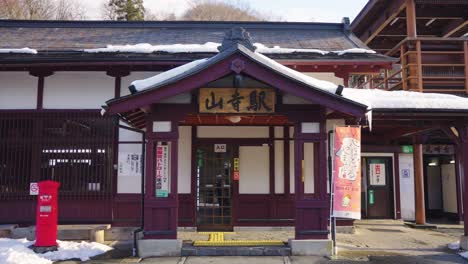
left=442, top=20, right=468, bottom=38
left=406, top=0, right=417, bottom=38
left=362, top=0, right=407, bottom=45
left=465, top=41, right=468, bottom=94
left=413, top=143, right=426, bottom=225
left=416, top=40, right=424, bottom=92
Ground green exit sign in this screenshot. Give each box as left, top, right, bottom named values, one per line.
left=402, top=145, right=413, bottom=153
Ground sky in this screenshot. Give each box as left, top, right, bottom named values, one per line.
left=80, top=0, right=369, bottom=23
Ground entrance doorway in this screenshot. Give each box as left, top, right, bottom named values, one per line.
left=363, top=157, right=394, bottom=219
left=196, top=144, right=233, bottom=231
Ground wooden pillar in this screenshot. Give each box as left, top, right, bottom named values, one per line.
left=405, top=0, right=421, bottom=92
left=405, top=0, right=417, bottom=38
left=459, top=125, right=468, bottom=236
left=413, top=143, right=426, bottom=225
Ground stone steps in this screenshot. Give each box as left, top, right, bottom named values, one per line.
left=181, top=243, right=291, bottom=256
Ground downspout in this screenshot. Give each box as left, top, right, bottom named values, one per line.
left=133, top=130, right=146, bottom=257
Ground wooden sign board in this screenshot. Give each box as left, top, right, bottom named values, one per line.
left=199, top=88, right=275, bottom=114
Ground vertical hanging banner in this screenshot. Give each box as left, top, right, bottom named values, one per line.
left=332, top=126, right=361, bottom=219
left=155, top=143, right=170, bottom=198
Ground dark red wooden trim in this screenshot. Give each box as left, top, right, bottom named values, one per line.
left=284, top=126, right=291, bottom=195
left=455, top=144, right=463, bottom=222
left=269, top=127, right=275, bottom=195
left=394, top=152, right=402, bottom=219
left=37, top=76, right=44, bottom=110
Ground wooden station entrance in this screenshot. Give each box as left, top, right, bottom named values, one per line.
left=104, top=28, right=368, bottom=241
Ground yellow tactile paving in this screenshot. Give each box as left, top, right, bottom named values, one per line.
left=193, top=232, right=285, bottom=247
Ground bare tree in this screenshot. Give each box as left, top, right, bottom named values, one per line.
left=0, top=0, right=86, bottom=20
left=181, top=0, right=279, bottom=21
left=145, top=10, right=177, bottom=21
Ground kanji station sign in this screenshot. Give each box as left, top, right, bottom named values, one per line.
left=199, top=88, right=275, bottom=114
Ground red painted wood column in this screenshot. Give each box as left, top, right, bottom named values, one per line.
left=459, top=125, right=468, bottom=236
left=413, top=143, right=426, bottom=225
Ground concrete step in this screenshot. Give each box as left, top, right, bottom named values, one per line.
left=181, top=243, right=291, bottom=256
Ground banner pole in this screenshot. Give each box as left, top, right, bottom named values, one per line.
left=328, top=129, right=337, bottom=256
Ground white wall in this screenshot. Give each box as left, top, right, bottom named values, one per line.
left=43, top=72, right=114, bottom=109
left=178, top=126, right=192, bottom=194
left=274, top=140, right=285, bottom=194
left=399, top=154, right=415, bottom=220
left=239, top=145, right=270, bottom=194
left=197, top=126, right=269, bottom=138
left=306, top=73, right=344, bottom=86
left=442, top=164, right=458, bottom=213
left=0, top=72, right=38, bottom=109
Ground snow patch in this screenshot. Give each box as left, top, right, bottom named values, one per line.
left=253, top=43, right=329, bottom=55
left=334, top=48, right=376, bottom=56
left=0, top=48, right=37, bottom=54
left=460, top=251, right=468, bottom=260
left=84, top=42, right=220, bottom=54
left=0, top=238, right=112, bottom=264
left=448, top=241, right=460, bottom=250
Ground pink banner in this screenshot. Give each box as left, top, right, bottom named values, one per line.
left=332, top=126, right=361, bottom=219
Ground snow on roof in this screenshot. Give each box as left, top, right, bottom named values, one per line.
left=0, top=48, right=37, bottom=54
left=131, top=58, right=210, bottom=92
left=84, top=42, right=374, bottom=56
left=342, top=88, right=468, bottom=111
left=129, top=47, right=339, bottom=94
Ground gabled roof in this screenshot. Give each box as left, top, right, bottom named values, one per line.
left=104, top=28, right=369, bottom=126
left=0, top=20, right=395, bottom=63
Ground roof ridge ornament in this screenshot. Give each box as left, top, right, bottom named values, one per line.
left=218, top=27, right=257, bottom=52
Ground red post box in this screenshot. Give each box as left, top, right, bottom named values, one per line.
left=34, top=180, right=60, bottom=250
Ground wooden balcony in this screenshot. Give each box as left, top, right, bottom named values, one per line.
left=352, top=38, right=468, bottom=94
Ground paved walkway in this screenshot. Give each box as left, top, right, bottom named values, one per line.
left=57, top=220, right=467, bottom=263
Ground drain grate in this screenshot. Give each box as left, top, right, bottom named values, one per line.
left=367, top=228, right=405, bottom=233
left=193, top=232, right=285, bottom=246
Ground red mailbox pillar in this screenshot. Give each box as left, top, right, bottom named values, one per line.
left=34, top=180, right=60, bottom=253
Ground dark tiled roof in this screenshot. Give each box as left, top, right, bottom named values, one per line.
left=0, top=20, right=369, bottom=51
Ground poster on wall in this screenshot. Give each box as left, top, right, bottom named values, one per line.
left=332, top=126, right=362, bottom=220
left=369, top=163, right=386, bottom=186
left=155, top=144, right=170, bottom=197
left=118, top=152, right=142, bottom=177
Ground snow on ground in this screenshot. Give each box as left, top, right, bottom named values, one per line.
left=83, top=42, right=374, bottom=56
left=0, top=238, right=112, bottom=264
left=0, top=48, right=37, bottom=54
left=448, top=241, right=460, bottom=250
left=460, top=251, right=468, bottom=260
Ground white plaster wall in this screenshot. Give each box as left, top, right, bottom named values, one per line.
left=304, top=142, right=315, bottom=194
left=121, top=72, right=159, bottom=96
left=441, top=164, right=458, bottom=213
left=197, top=126, right=269, bottom=138
left=274, top=140, right=284, bottom=194
left=306, top=73, right=344, bottom=86
left=239, top=145, right=270, bottom=194
left=0, top=72, right=37, bottom=109
left=178, top=126, right=192, bottom=194
left=43, top=72, right=114, bottom=109
left=399, top=154, right=415, bottom=220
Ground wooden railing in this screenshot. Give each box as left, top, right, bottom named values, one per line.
left=353, top=38, right=468, bottom=94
